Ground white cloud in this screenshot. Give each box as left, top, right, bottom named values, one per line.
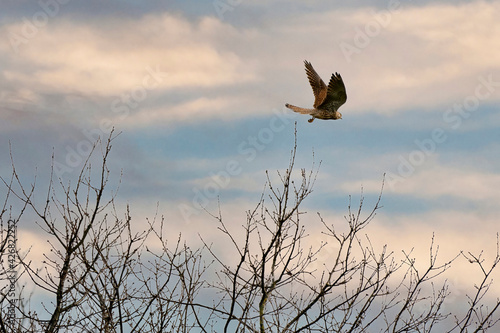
left=0, top=14, right=257, bottom=98
left=2, top=1, right=500, bottom=127
left=120, top=95, right=256, bottom=127
left=340, top=160, right=500, bottom=206
left=332, top=1, right=500, bottom=113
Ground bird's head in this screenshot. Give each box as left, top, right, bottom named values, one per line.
left=338, top=112, right=343, bottom=119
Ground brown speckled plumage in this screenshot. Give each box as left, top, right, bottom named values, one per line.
left=286, top=60, right=347, bottom=123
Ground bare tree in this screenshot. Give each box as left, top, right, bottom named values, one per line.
left=191, top=129, right=500, bottom=332
left=0, top=128, right=498, bottom=332
left=0, top=132, right=207, bottom=332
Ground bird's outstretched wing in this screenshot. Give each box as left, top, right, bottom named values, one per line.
left=304, top=60, right=327, bottom=108
left=318, top=72, right=347, bottom=111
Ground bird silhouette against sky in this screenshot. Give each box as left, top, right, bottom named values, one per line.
left=286, top=60, right=347, bottom=123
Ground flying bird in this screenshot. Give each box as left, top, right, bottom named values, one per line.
left=285, top=60, right=347, bottom=123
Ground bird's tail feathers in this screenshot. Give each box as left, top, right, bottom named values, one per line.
left=285, top=104, right=314, bottom=115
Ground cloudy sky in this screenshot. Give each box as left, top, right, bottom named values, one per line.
left=1, top=0, right=500, bottom=314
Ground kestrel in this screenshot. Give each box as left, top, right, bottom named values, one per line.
left=285, top=60, right=347, bottom=123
